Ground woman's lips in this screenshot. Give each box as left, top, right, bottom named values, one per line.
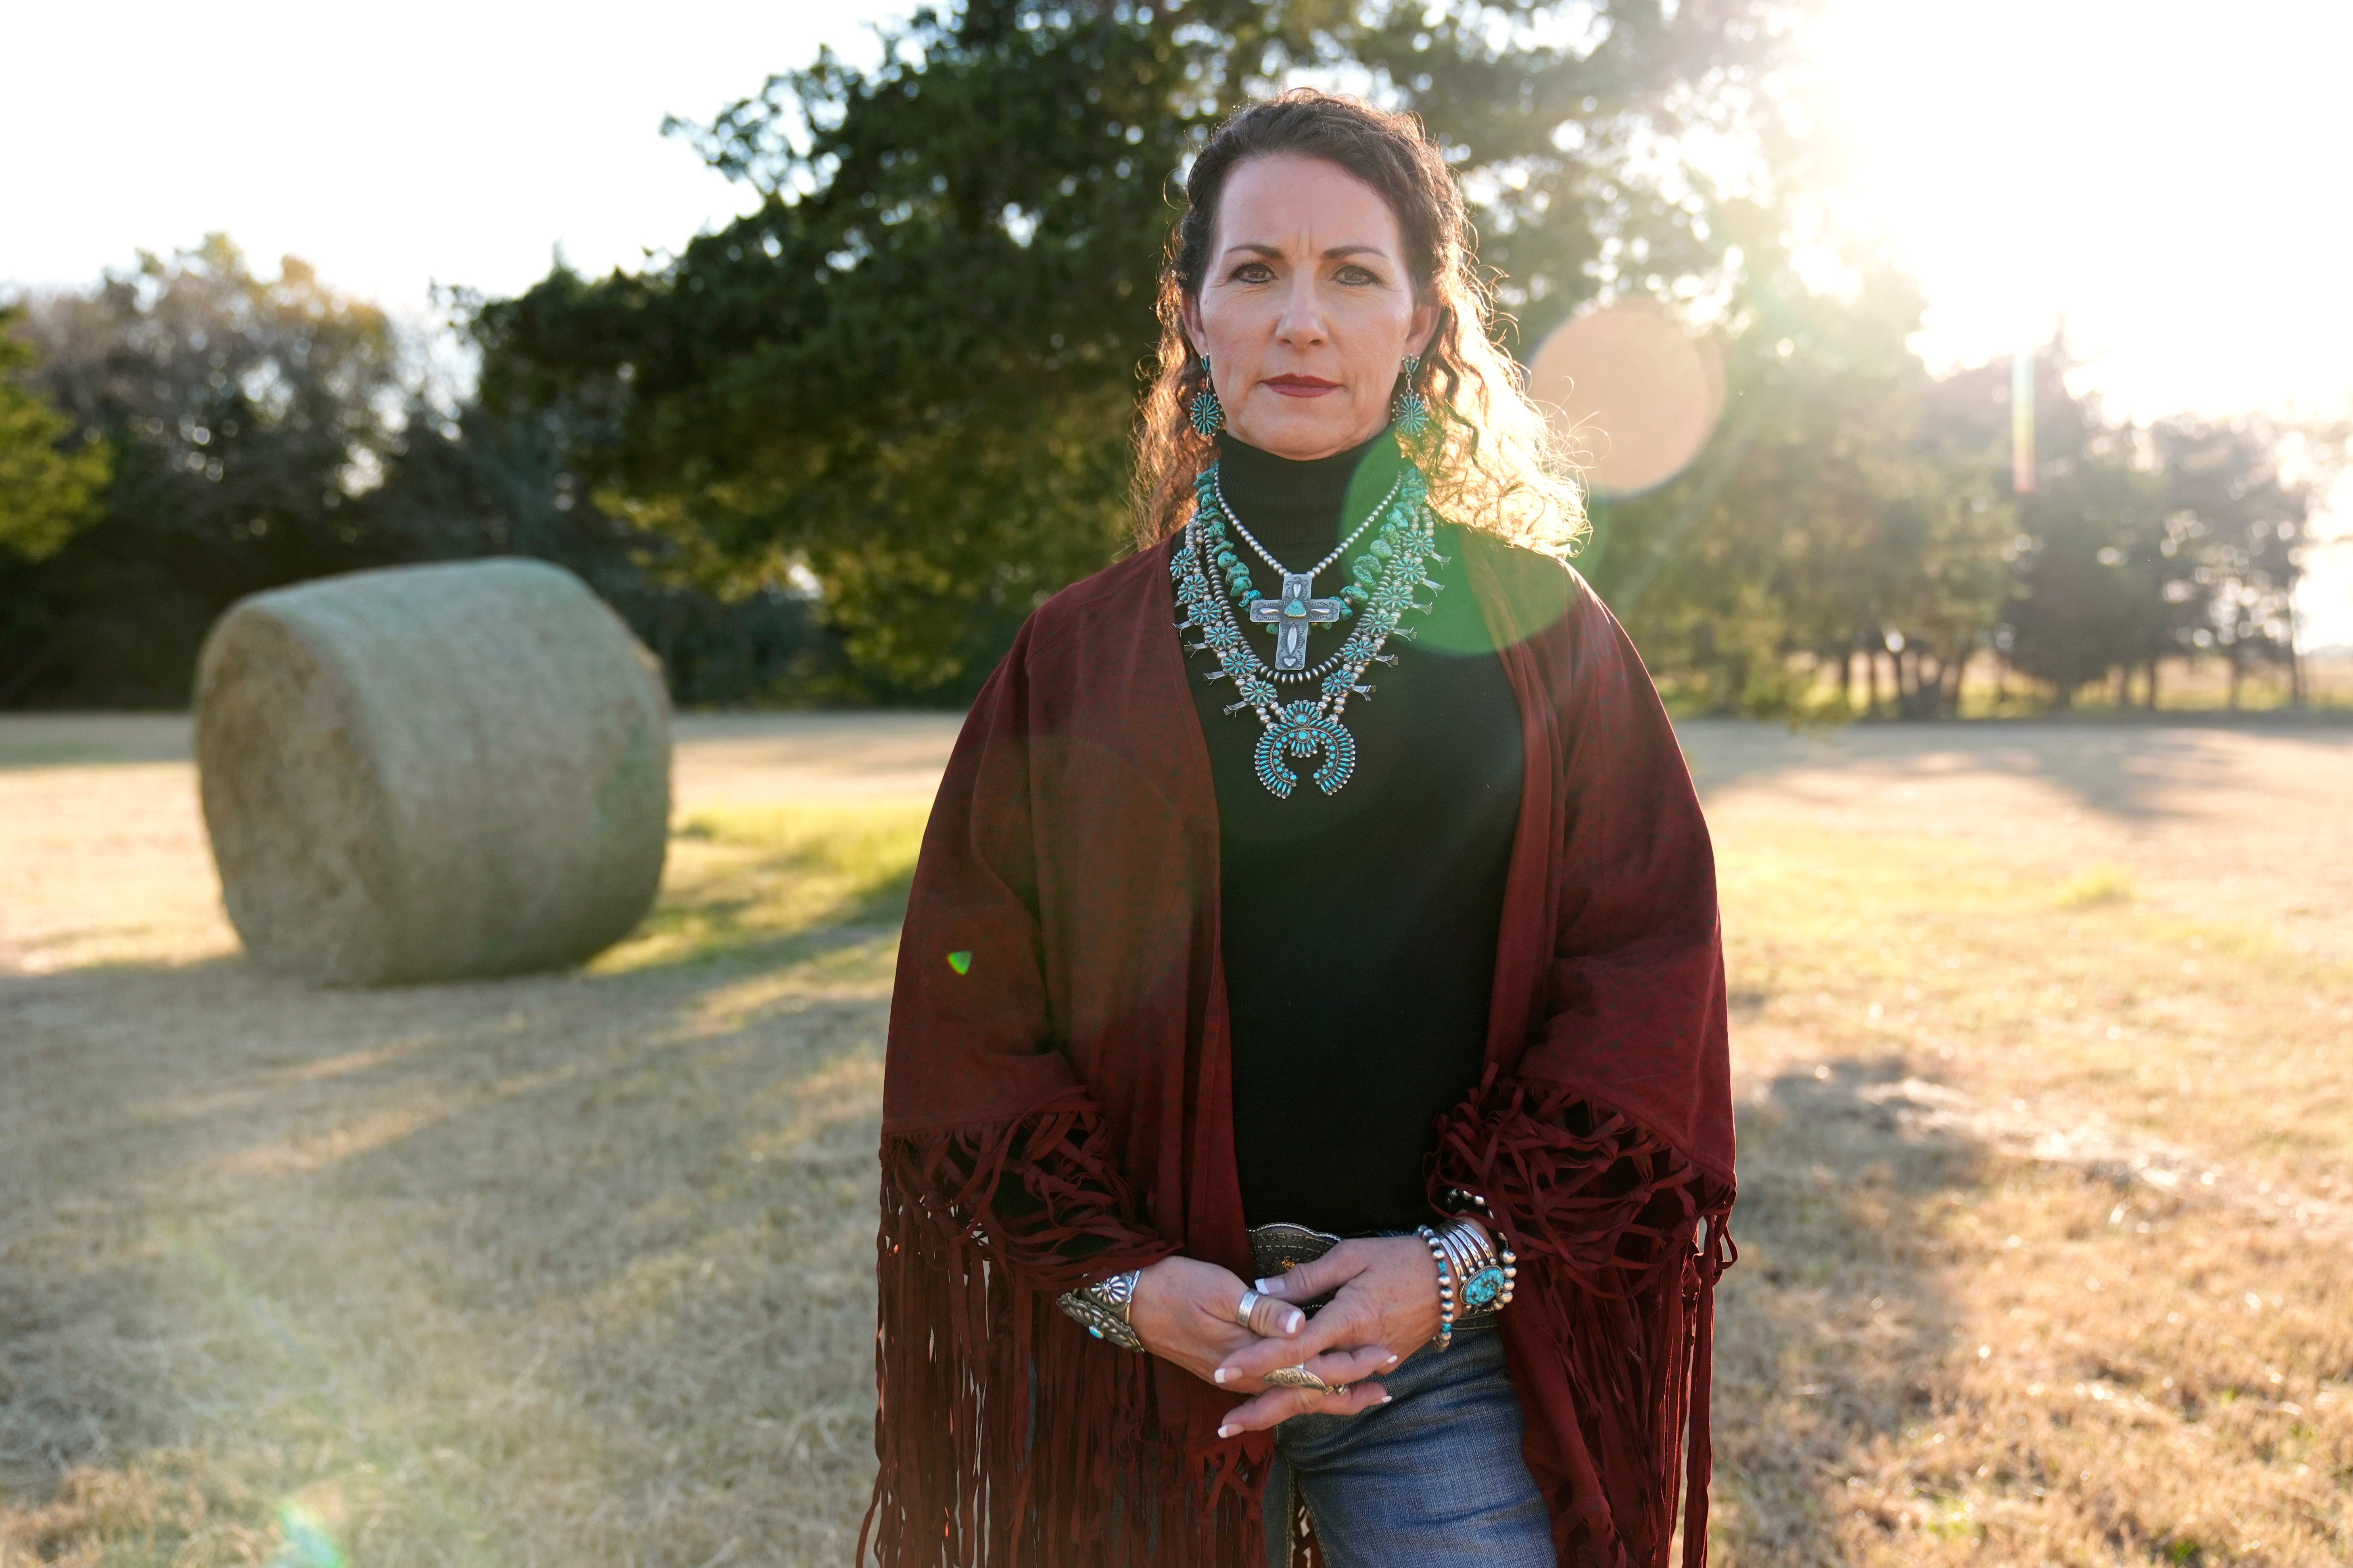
left=1262, top=375, right=1340, bottom=398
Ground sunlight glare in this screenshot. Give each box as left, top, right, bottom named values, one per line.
left=1808, top=0, right=2353, bottom=423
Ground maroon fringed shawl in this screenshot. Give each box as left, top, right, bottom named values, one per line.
left=866, top=532, right=1736, bottom=1568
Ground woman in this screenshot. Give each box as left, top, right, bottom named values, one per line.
left=867, top=91, right=1734, bottom=1568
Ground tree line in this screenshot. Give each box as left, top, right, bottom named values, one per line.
left=1591, top=262, right=2321, bottom=716
left=0, top=240, right=832, bottom=707
left=0, top=0, right=2332, bottom=713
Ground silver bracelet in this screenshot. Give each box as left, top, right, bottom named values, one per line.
left=1434, top=1193, right=1518, bottom=1318
left=1414, top=1224, right=1465, bottom=1351
left=1436, top=1224, right=1485, bottom=1298
left=1439, top=1222, right=1512, bottom=1317
left=1055, top=1268, right=1145, bottom=1351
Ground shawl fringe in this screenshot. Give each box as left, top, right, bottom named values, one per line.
left=866, top=1078, right=1737, bottom=1568
left=1431, top=1070, right=1737, bottom=1568
left=863, top=1096, right=1271, bottom=1568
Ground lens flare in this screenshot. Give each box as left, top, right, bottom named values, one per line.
left=1526, top=302, right=1725, bottom=497
left=269, top=1502, right=347, bottom=1568
left=2011, top=346, right=2037, bottom=494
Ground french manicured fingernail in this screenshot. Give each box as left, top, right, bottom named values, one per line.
left=1255, top=1278, right=1282, bottom=1293
left=1213, top=1367, right=1232, bottom=1385
left=1379, top=1394, right=1393, bottom=1404
left=1281, top=1309, right=1304, bottom=1334
left=1384, top=1353, right=1401, bottom=1367
left=1217, top=1424, right=1238, bottom=1439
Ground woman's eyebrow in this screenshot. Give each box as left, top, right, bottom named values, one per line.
left=1219, top=241, right=1395, bottom=262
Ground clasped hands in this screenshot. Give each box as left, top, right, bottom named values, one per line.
left=1127, top=1235, right=1446, bottom=1438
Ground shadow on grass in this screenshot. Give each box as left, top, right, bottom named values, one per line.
left=1710, top=1056, right=1984, bottom=1565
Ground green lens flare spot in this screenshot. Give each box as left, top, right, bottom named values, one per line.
left=273, top=1503, right=348, bottom=1568
left=947, top=950, right=973, bottom=975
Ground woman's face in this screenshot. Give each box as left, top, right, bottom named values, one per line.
left=1182, top=154, right=1438, bottom=462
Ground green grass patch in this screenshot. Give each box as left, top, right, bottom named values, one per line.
left=596, top=803, right=931, bottom=972
left=2055, top=863, right=2134, bottom=907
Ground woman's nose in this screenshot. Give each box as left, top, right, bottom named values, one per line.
left=1273, top=277, right=1330, bottom=346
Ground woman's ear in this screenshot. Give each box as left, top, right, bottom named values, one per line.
left=1179, top=293, right=1206, bottom=361
left=1405, top=298, right=1442, bottom=361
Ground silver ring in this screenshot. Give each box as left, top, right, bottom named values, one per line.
left=1262, top=1364, right=1339, bottom=1395
left=1235, top=1287, right=1262, bottom=1328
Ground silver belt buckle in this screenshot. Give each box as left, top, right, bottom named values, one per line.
left=1247, top=1222, right=1344, bottom=1309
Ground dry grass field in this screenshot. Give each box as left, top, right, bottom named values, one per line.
left=2, top=712, right=2349, bottom=1567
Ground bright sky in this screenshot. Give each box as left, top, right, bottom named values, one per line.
left=1, top=0, right=905, bottom=313
left=4, top=0, right=2347, bottom=641
left=1803, top=0, right=2353, bottom=642
left=1808, top=0, right=2353, bottom=422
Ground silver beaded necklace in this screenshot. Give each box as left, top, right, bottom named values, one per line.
left=1210, top=463, right=1405, bottom=585
left=1173, top=461, right=1447, bottom=799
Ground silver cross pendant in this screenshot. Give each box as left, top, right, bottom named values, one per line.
left=1247, top=571, right=1344, bottom=671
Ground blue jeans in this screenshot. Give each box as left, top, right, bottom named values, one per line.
left=1263, top=1325, right=1553, bottom=1568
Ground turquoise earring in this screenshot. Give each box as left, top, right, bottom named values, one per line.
left=1189, top=356, right=1225, bottom=436
left=1392, top=354, right=1430, bottom=438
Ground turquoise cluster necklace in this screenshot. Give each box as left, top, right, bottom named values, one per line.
left=1172, top=458, right=1447, bottom=798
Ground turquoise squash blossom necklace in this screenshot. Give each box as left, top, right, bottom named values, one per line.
left=1172, top=456, right=1447, bottom=799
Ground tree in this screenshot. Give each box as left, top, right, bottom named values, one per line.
left=2145, top=414, right=2309, bottom=706
left=1, top=237, right=405, bottom=705
left=1586, top=245, right=2014, bottom=719
left=367, top=398, right=845, bottom=703
left=1989, top=346, right=2159, bottom=707
left=1992, top=346, right=2316, bottom=710
left=473, top=0, right=1813, bottom=698
left=2, top=235, right=853, bottom=709
left=0, top=307, right=111, bottom=563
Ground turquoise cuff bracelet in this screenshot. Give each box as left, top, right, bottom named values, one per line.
left=1418, top=1197, right=1518, bottom=1351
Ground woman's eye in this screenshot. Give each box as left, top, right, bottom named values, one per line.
left=1232, top=263, right=1274, bottom=283
left=1336, top=265, right=1379, bottom=285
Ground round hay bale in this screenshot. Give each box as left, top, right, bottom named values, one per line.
left=194, top=558, right=671, bottom=985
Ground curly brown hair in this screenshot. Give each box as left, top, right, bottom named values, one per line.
left=1131, top=90, right=1583, bottom=554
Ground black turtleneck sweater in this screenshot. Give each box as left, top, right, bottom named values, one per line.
left=1189, top=430, right=1524, bottom=1236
